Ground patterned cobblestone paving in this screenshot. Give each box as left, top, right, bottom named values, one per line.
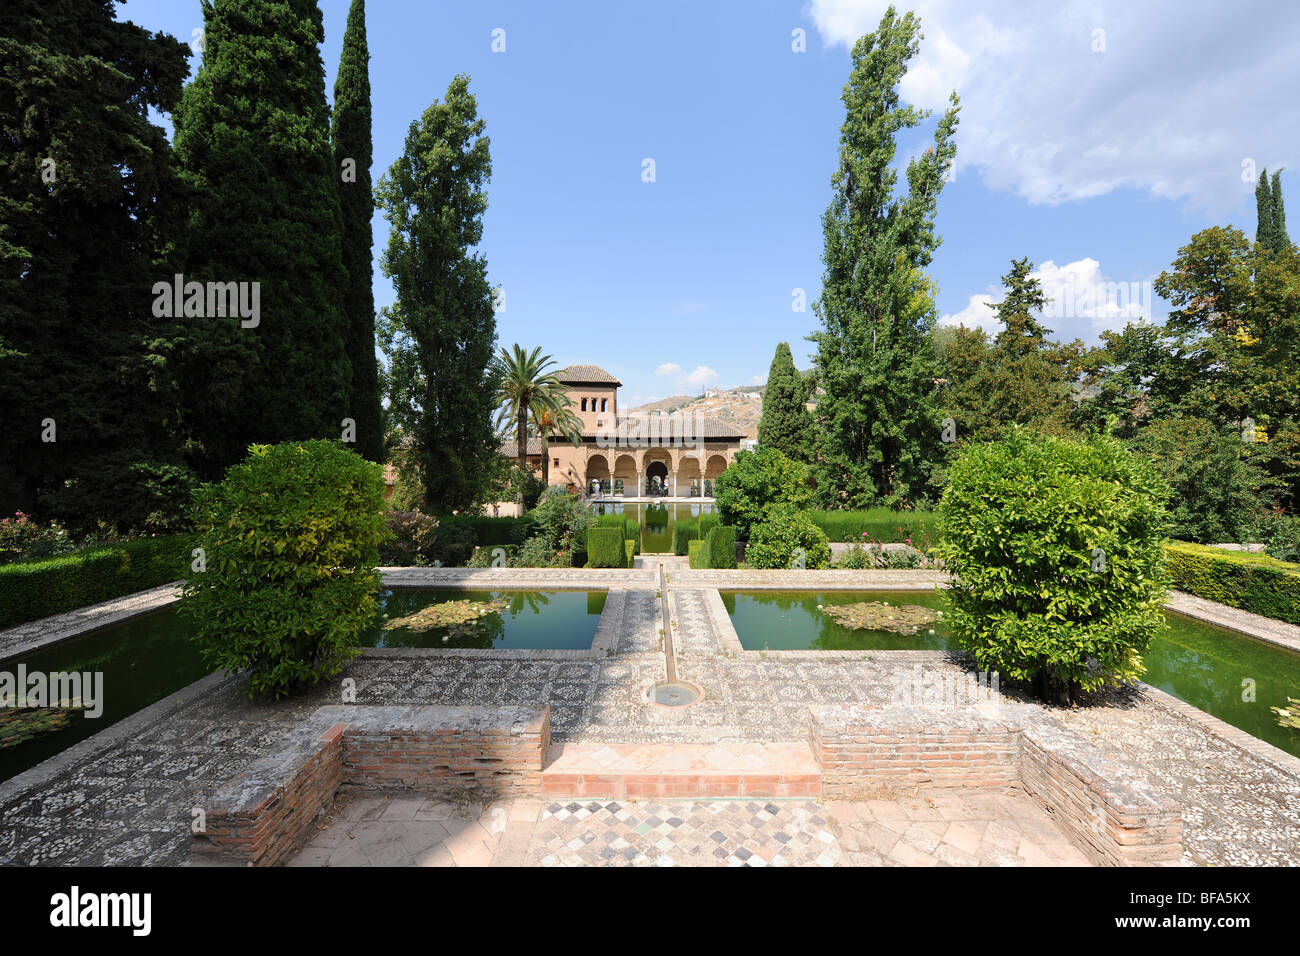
left=2, top=568, right=1299, bottom=867
left=291, top=789, right=1088, bottom=867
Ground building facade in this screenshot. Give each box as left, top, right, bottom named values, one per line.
left=500, top=364, right=745, bottom=497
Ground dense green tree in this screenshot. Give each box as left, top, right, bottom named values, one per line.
left=757, top=343, right=809, bottom=459
left=1127, top=417, right=1268, bottom=543
left=376, top=76, right=499, bottom=514
left=1074, top=226, right=1300, bottom=509
left=331, top=0, right=383, bottom=463
left=0, top=0, right=193, bottom=530
left=713, top=446, right=813, bottom=540
left=935, top=260, right=1081, bottom=447
left=809, top=6, right=959, bottom=509
left=980, top=259, right=1082, bottom=437
left=172, top=0, right=351, bottom=478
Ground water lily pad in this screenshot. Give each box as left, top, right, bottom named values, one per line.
left=821, top=601, right=942, bottom=635
left=1274, top=697, right=1300, bottom=731
left=0, top=707, right=81, bottom=749
left=387, top=598, right=509, bottom=633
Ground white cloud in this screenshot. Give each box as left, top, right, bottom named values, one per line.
left=677, top=365, right=718, bottom=390
left=938, top=292, right=996, bottom=330
left=809, top=0, right=1299, bottom=212
left=654, top=362, right=682, bottom=376
left=940, top=257, right=1157, bottom=343
left=751, top=374, right=767, bottom=385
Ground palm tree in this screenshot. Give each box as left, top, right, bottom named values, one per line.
left=532, top=402, right=583, bottom=486
left=491, top=345, right=583, bottom=488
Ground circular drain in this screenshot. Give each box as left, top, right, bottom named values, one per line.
left=646, top=681, right=702, bottom=708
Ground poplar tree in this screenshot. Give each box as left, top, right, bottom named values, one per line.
left=376, top=76, right=499, bottom=514
left=331, top=0, right=384, bottom=463
left=172, top=0, right=351, bottom=477
left=809, top=6, right=959, bottom=508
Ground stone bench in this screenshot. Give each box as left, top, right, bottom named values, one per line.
left=809, top=703, right=1183, bottom=866
left=192, top=704, right=549, bottom=867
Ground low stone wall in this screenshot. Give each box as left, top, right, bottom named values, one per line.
left=1019, top=719, right=1183, bottom=866
left=341, top=705, right=549, bottom=793
left=192, top=704, right=549, bottom=867
left=811, top=705, right=1020, bottom=792
left=809, top=703, right=1183, bottom=866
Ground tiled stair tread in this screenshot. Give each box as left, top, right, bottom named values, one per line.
left=543, top=742, right=819, bottom=775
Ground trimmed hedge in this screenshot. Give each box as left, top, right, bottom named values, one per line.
left=625, top=539, right=636, bottom=565
left=0, top=534, right=190, bottom=629
left=673, top=518, right=698, bottom=556
left=595, top=513, right=641, bottom=554
left=441, top=514, right=532, bottom=547
left=698, top=512, right=721, bottom=539
left=587, top=527, right=627, bottom=568
left=810, top=508, right=938, bottom=543
left=706, top=525, right=737, bottom=569
left=1165, top=541, right=1300, bottom=625
left=688, top=539, right=709, bottom=569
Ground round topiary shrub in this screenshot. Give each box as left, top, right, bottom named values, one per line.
left=745, top=506, right=831, bottom=569
left=936, top=428, right=1170, bottom=705
left=182, top=441, right=391, bottom=699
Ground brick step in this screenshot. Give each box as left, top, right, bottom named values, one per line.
left=540, top=742, right=821, bottom=798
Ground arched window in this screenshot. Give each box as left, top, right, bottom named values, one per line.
left=601, top=398, right=607, bottom=412
left=581, top=398, right=588, bottom=411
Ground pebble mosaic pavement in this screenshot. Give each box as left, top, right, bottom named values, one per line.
left=1, top=569, right=1299, bottom=866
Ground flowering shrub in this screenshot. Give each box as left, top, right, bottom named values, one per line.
left=0, top=512, right=77, bottom=566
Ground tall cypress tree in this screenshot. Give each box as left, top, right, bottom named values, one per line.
left=376, top=76, right=499, bottom=514
left=172, top=0, right=350, bottom=477
left=1272, top=170, right=1289, bottom=249
left=1257, top=171, right=1277, bottom=252
left=1257, top=169, right=1290, bottom=253
left=331, top=0, right=384, bottom=463
left=0, top=0, right=192, bottom=530
left=757, top=342, right=809, bottom=459
left=809, top=6, right=959, bottom=508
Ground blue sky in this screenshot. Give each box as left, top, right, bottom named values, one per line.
left=120, top=0, right=1298, bottom=407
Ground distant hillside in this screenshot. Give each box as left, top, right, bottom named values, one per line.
left=628, top=385, right=766, bottom=438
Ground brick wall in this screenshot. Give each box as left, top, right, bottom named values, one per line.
left=1019, top=720, right=1184, bottom=866
left=193, top=704, right=548, bottom=867
left=341, top=705, right=549, bottom=794
left=809, top=703, right=1183, bottom=866
left=811, top=704, right=1020, bottom=795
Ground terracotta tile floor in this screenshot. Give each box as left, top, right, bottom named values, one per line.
left=290, top=789, right=1092, bottom=867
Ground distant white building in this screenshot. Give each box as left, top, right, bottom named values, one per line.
left=704, top=388, right=721, bottom=398
left=745, top=392, right=761, bottom=400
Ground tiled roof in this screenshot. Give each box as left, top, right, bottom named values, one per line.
left=499, top=437, right=546, bottom=457
left=556, top=364, right=622, bottom=386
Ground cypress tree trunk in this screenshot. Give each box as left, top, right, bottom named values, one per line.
left=332, top=0, right=385, bottom=463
